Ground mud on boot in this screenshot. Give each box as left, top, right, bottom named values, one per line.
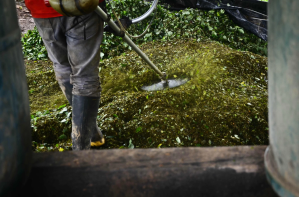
left=72, top=95, right=103, bottom=150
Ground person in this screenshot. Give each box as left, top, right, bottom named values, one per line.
left=25, top=0, right=105, bottom=150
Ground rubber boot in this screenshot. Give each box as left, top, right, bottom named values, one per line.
left=71, top=95, right=105, bottom=150
left=59, top=81, right=104, bottom=149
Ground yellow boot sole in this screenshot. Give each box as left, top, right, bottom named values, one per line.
left=91, top=137, right=105, bottom=147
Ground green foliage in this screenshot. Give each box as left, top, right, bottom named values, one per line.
left=21, top=27, right=48, bottom=60
left=107, top=40, right=267, bottom=148
left=95, top=39, right=268, bottom=148
left=32, top=141, right=72, bottom=152
left=25, top=60, right=68, bottom=113
left=103, top=0, right=267, bottom=57
left=25, top=0, right=269, bottom=151
left=31, top=106, right=72, bottom=144
left=27, top=39, right=269, bottom=151
left=25, top=60, right=72, bottom=148
left=21, top=0, right=267, bottom=61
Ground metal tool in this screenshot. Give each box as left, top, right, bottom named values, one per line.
left=95, top=5, right=188, bottom=91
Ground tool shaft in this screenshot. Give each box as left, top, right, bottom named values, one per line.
left=95, top=6, right=166, bottom=80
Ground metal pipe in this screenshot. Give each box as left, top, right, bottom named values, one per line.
left=131, top=0, right=159, bottom=24
left=95, top=6, right=166, bottom=80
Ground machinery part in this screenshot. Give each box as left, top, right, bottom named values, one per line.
left=104, top=16, right=132, bottom=36
left=106, top=1, right=158, bottom=39
left=131, top=0, right=159, bottom=24
left=48, top=0, right=99, bottom=16
left=46, top=0, right=158, bottom=20
left=104, top=0, right=158, bottom=39
left=95, top=6, right=166, bottom=80
left=106, top=0, right=158, bottom=24
left=141, top=78, right=189, bottom=91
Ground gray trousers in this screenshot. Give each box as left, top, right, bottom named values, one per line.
left=34, top=12, right=103, bottom=97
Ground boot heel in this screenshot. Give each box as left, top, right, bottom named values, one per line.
left=91, top=137, right=105, bottom=147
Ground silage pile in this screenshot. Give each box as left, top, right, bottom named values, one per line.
left=28, top=39, right=268, bottom=149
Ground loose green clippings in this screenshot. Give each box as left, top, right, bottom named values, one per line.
left=27, top=39, right=268, bottom=151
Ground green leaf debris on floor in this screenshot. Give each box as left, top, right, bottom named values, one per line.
left=27, top=39, right=268, bottom=151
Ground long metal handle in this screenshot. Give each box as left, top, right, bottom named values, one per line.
left=95, top=6, right=166, bottom=80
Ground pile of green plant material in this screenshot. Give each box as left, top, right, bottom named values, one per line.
left=26, top=60, right=67, bottom=113
left=28, top=39, right=268, bottom=150
left=25, top=60, right=70, bottom=147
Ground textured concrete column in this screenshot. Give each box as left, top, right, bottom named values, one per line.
left=265, top=0, right=299, bottom=196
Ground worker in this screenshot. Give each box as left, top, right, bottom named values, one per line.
left=24, top=0, right=105, bottom=150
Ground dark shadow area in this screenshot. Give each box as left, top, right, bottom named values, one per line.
left=18, top=147, right=278, bottom=197
left=20, top=166, right=278, bottom=197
